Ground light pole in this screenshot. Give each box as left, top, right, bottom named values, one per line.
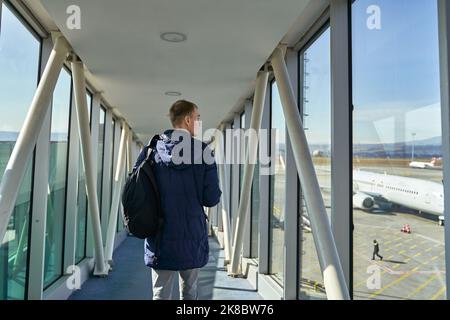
left=411, top=132, right=416, bottom=161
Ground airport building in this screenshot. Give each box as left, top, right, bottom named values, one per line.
left=0, top=0, right=449, bottom=300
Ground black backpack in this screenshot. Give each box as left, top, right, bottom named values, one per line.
left=121, top=135, right=163, bottom=239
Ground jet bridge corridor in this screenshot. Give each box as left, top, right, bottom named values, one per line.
left=0, top=0, right=449, bottom=302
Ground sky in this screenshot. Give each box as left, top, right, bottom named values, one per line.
left=352, top=0, right=442, bottom=144
left=0, top=4, right=40, bottom=134
left=272, top=0, right=442, bottom=146
left=0, top=0, right=444, bottom=146
left=303, top=28, right=331, bottom=146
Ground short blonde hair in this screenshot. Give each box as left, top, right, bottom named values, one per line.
left=169, top=100, right=198, bottom=127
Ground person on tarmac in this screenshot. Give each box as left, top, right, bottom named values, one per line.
left=372, top=239, right=383, bottom=261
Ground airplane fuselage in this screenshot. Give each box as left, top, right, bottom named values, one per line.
left=353, top=170, right=443, bottom=216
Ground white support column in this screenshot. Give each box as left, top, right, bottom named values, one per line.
left=242, top=100, right=253, bottom=258
left=438, top=0, right=450, bottom=300
left=86, top=93, right=100, bottom=258
left=283, top=49, right=300, bottom=300
left=215, top=125, right=232, bottom=263
left=104, top=123, right=128, bottom=265
left=230, top=71, right=268, bottom=275
left=216, top=126, right=224, bottom=234
left=206, top=206, right=212, bottom=236
left=271, top=47, right=349, bottom=300
left=330, top=0, right=352, bottom=292
left=27, top=36, right=53, bottom=300
left=101, top=110, right=113, bottom=239
left=231, top=113, right=241, bottom=237
left=63, top=89, right=80, bottom=270
left=258, top=85, right=271, bottom=275
left=0, top=34, right=70, bottom=243
left=225, top=122, right=232, bottom=235
left=112, top=123, right=122, bottom=232
left=126, top=130, right=133, bottom=174
left=71, top=57, right=108, bottom=276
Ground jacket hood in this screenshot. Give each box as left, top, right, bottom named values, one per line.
left=153, top=129, right=203, bottom=169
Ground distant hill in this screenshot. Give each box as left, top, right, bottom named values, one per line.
left=308, top=136, right=442, bottom=158
left=405, top=136, right=441, bottom=146
left=0, top=131, right=19, bottom=142
left=0, top=131, right=68, bottom=142
left=354, top=136, right=442, bottom=158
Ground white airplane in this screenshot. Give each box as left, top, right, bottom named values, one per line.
left=409, top=157, right=438, bottom=169
left=353, top=169, right=444, bottom=224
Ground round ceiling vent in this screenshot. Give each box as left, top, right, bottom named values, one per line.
left=160, top=32, right=187, bottom=43
left=164, top=91, right=182, bottom=96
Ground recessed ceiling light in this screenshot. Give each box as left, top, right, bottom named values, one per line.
left=165, top=91, right=182, bottom=96
left=160, top=32, right=187, bottom=43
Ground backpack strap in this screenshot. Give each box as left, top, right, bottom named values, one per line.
left=145, top=134, right=163, bottom=162
left=131, top=134, right=162, bottom=174
left=145, top=134, right=164, bottom=266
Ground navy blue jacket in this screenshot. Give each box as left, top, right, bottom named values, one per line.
left=135, top=129, right=221, bottom=270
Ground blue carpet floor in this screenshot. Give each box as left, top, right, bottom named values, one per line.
left=69, top=236, right=262, bottom=300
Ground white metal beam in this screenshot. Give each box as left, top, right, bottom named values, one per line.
left=330, top=0, right=352, bottom=290
left=101, top=110, right=113, bottom=240
left=104, top=123, right=128, bottom=265
left=230, top=114, right=241, bottom=236
left=27, top=36, right=52, bottom=300
left=63, top=86, right=80, bottom=270
left=283, top=49, right=300, bottom=300
left=258, top=85, right=271, bottom=274
left=230, top=70, right=269, bottom=275
left=215, top=125, right=232, bottom=263
left=216, top=127, right=225, bottom=234
left=242, top=100, right=253, bottom=258
left=0, top=34, right=70, bottom=243
left=437, top=0, right=450, bottom=300
left=71, top=58, right=108, bottom=276
left=86, top=93, right=100, bottom=258
left=126, top=129, right=133, bottom=174
left=271, top=47, right=349, bottom=300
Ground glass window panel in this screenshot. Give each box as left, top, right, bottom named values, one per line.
left=97, top=107, right=106, bottom=216
left=110, top=119, right=116, bottom=207
left=75, top=93, right=92, bottom=263
left=298, top=28, right=330, bottom=300
left=352, top=0, right=445, bottom=300
left=0, top=4, right=40, bottom=300
left=117, top=149, right=127, bottom=232
left=229, top=122, right=234, bottom=224
left=269, top=82, right=285, bottom=283
left=116, top=125, right=124, bottom=232
left=107, top=119, right=116, bottom=237
left=44, top=69, right=71, bottom=287
left=239, top=112, right=246, bottom=198
left=251, top=152, right=260, bottom=258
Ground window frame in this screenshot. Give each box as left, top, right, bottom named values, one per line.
left=0, top=1, right=43, bottom=299
left=43, top=66, right=73, bottom=290
left=296, top=21, right=331, bottom=300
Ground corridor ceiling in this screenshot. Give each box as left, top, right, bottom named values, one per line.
left=38, top=0, right=316, bottom=142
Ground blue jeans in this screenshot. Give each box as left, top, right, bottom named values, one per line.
left=151, top=268, right=199, bottom=300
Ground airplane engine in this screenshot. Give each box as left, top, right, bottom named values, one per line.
left=353, top=193, right=375, bottom=210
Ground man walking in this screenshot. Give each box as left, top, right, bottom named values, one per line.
left=135, top=100, right=221, bottom=300
left=372, top=239, right=383, bottom=261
